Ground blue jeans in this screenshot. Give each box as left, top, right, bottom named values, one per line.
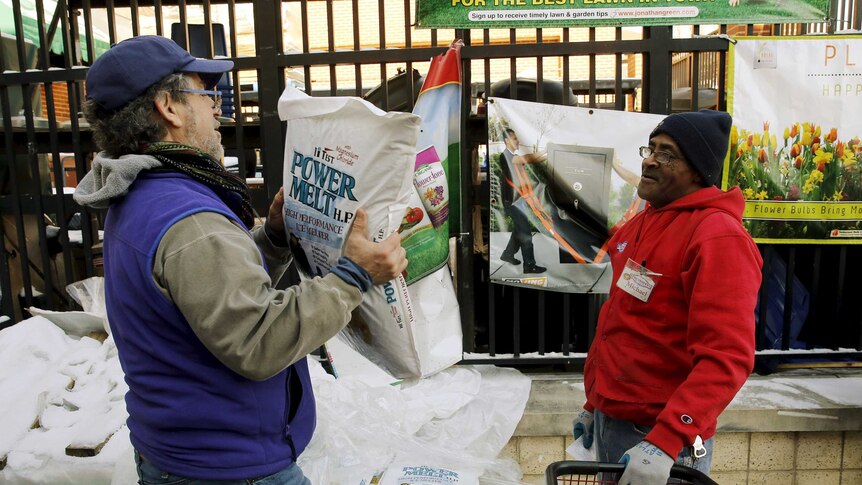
left=134, top=450, right=311, bottom=485
left=593, top=409, right=714, bottom=480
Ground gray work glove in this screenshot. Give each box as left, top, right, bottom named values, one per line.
left=618, top=440, right=674, bottom=485
left=571, top=409, right=594, bottom=449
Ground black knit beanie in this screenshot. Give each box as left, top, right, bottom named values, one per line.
left=649, top=109, right=732, bottom=187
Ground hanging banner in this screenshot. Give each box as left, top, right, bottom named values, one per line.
left=488, top=98, right=664, bottom=292
left=416, top=0, right=829, bottom=29
left=726, top=36, right=862, bottom=244
left=402, top=40, right=462, bottom=283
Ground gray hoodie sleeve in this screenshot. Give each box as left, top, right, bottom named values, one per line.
left=152, top=211, right=362, bottom=380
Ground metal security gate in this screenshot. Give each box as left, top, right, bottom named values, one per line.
left=1, top=0, right=861, bottom=370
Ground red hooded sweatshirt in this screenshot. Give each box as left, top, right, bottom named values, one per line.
left=584, top=186, right=762, bottom=458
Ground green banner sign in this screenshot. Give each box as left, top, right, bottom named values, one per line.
left=416, top=0, right=830, bottom=28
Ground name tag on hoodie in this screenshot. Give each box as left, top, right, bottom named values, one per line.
left=617, top=258, right=661, bottom=302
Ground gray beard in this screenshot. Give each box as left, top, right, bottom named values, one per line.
left=184, top=116, right=224, bottom=163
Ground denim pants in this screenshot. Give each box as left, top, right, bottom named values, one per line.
left=134, top=450, right=311, bottom=485
left=593, top=409, right=714, bottom=480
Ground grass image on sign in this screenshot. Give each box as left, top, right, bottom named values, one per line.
left=416, top=0, right=829, bottom=29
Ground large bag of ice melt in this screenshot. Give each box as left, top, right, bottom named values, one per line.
left=278, top=86, right=423, bottom=377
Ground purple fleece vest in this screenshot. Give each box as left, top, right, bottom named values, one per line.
left=103, top=172, right=315, bottom=480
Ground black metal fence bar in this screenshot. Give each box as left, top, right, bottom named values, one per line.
left=614, top=28, right=624, bottom=112
left=351, top=0, right=362, bottom=98
left=0, top=60, right=18, bottom=322
left=456, top=26, right=475, bottom=355
left=56, top=0, right=81, bottom=300
left=376, top=0, right=388, bottom=110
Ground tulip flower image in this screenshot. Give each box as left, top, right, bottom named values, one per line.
left=727, top=120, right=862, bottom=239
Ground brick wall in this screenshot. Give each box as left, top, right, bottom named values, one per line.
left=509, top=431, right=862, bottom=484
left=38, top=83, right=72, bottom=121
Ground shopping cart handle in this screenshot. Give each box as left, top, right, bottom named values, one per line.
left=544, top=460, right=718, bottom=485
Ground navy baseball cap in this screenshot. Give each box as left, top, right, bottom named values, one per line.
left=86, top=35, right=234, bottom=111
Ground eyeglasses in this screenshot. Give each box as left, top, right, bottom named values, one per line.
left=177, top=88, right=222, bottom=108
left=639, top=146, right=680, bottom=165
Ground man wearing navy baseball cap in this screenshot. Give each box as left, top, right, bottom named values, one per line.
left=74, top=36, right=407, bottom=484
left=572, top=110, right=763, bottom=485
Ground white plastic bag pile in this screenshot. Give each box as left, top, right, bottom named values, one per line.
left=277, top=86, right=461, bottom=379
left=298, top=354, right=531, bottom=485
left=27, top=277, right=110, bottom=337
left=0, top=310, right=531, bottom=484
left=0, top=317, right=130, bottom=485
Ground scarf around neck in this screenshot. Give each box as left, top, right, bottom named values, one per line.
left=144, top=142, right=255, bottom=229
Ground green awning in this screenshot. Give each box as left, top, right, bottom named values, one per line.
left=0, top=0, right=110, bottom=64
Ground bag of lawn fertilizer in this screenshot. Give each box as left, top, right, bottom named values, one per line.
left=278, top=85, right=424, bottom=377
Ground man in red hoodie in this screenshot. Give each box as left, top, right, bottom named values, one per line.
left=573, top=110, right=762, bottom=485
